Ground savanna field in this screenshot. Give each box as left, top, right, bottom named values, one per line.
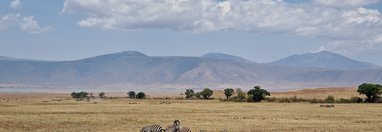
left=0, top=88, right=382, bottom=132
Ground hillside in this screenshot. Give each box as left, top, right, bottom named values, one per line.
left=269, top=50, right=381, bottom=70
left=0, top=51, right=381, bottom=92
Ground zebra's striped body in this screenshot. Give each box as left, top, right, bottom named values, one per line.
left=165, top=120, right=191, bottom=132
left=141, top=125, right=163, bottom=132
left=165, top=126, right=191, bottom=132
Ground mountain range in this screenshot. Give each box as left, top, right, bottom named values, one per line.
left=0, top=51, right=381, bottom=92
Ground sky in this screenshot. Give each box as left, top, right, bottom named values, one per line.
left=1, top=0, right=382, bottom=65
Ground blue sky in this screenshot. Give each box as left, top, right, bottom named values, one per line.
left=1, top=0, right=382, bottom=65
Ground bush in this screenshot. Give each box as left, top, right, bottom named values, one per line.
left=266, top=97, right=277, bottom=102
left=128, top=91, right=136, bottom=99
left=310, top=98, right=324, bottom=103
left=185, top=89, right=195, bottom=99
left=195, top=92, right=202, bottom=99
left=247, top=86, right=270, bottom=102
left=278, top=97, right=291, bottom=103
left=324, top=95, right=335, bottom=103
left=350, top=96, right=363, bottom=103
left=224, top=88, right=234, bottom=99
left=70, top=91, right=89, bottom=101
left=201, top=88, right=213, bottom=99
left=336, top=98, right=351, bottom=103
left=232, top=91, right=247, bottom=102
left=99, top=92, right=105, bottom=98
left=136, top=92, right=146, bottom=99
left=376, top=98, right=382, bottom=103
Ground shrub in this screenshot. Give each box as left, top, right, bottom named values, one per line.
left=224, top=88, right=234, bottom=99
left=357, top=83, right=382, bottom=103
left=136, top=92, right=146, bottom=99
left=336, top=98, right=351, bottom=103
left=128, top=91, right=136, bottom=99
left=266, top=97, right=277, bottom=102
left=325, top=95, right=335, bottom=103
left=99, top=92, right=105, bottom=98
left=200, top=88, right=213, bottom=99
left=247, top=86, right=270, bottom=102
left=70, top=91, right=89, bottom=101
left=310, top=98, right=324, bottom=103
left=185, top=89, right=195, bottom=98
left=231, top=91, right=247, bottom=102
left=350, top=96, right=363, bottom=103
left=278, top=97, right=291, bottom=103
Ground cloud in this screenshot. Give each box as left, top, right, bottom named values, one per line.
left=10, top=0, right=22, bottom=9
left=0, top=13, right=53, bottom=33
left=314, top=0, right=380, bottom=7
left=61, top=0, right=382, bottom=52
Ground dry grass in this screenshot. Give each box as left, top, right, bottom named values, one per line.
left=0, top=88, right=381, bottom=132
left=271, top=87, right=359, bottom=99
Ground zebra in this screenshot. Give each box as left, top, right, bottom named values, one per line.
left=140, top=125, right=164, bottom=132
left=165, top=120, right=191, bottom=132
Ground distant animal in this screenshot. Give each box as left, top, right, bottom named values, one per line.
left=159, top=102, right=171, bottom=104
left=140, top=124, right=163, bottom=132
left=165, top=120, right=191, bottom=132
left=42, top=100, right=49, bottom=103
left=320, top=104, right=335, bottom=108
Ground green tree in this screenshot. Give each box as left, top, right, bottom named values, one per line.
left=247, top=86, right=270, bottom=102
left=99, top=92, right=105, bottom=98
left=224, top=88, right=234, bottom=99
left=70, top=91, right=89, bottom=101
left=185, top=89, right=195, bottom=98
left=128, top=91, right=136, bottom=99
left=136, top=92, right=146, bottom=99
left=195, top=92, right=202, bottom=99
left=71, top=92, right=76, bottom=98
left=201, top=88, right=214, bottom=99
left=325, top=95, right=335, bottom=103
left=357, top=83, right=382, bottom=103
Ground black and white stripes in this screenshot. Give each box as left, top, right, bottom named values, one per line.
left=164, top=120, right=191, bottom=132
left=140, top=124, right=163, bottom=132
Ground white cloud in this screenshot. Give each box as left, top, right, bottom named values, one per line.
left=10, top=0, right=22, bottom=9
left=0, top=13, right=53, bottom=33
left=314, top=0, right=380, bottom=7
left=61, top=0, right=382, bottom=52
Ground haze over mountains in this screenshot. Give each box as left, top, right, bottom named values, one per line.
left=0, top=51, right=381, bottom=92
left=269, top=51, right=381, bottom=70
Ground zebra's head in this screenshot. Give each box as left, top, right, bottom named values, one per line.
left=173, top=120, right=181, bottom=129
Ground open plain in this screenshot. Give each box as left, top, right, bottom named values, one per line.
left=0, top=88, right=381, bottom=132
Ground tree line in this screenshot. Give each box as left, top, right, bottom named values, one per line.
left=184, top=86, right=271, bottom=102
left=69, top=83, right=382, bottom=103
left=70, top=91, right=147, bottom=101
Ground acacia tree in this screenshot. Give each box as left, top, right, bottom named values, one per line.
left=357, top=83, right=382, bottom=103
left=128, top=91, right=136, bottom=99
left=99, top=92, right=105, bottom=98
left=185, top=89, right=195, bottom=98
left=247, top=86, right=270, bottom=102
left=201, top=88, right=213, bottom=99
left=136, top=92, right=146, bottom=99
left=224, top=88, right=234, bottom=99
left=70, top=91, right=89, bottom=101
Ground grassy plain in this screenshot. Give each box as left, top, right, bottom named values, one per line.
left=0, top=88, right=381, bottom=132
